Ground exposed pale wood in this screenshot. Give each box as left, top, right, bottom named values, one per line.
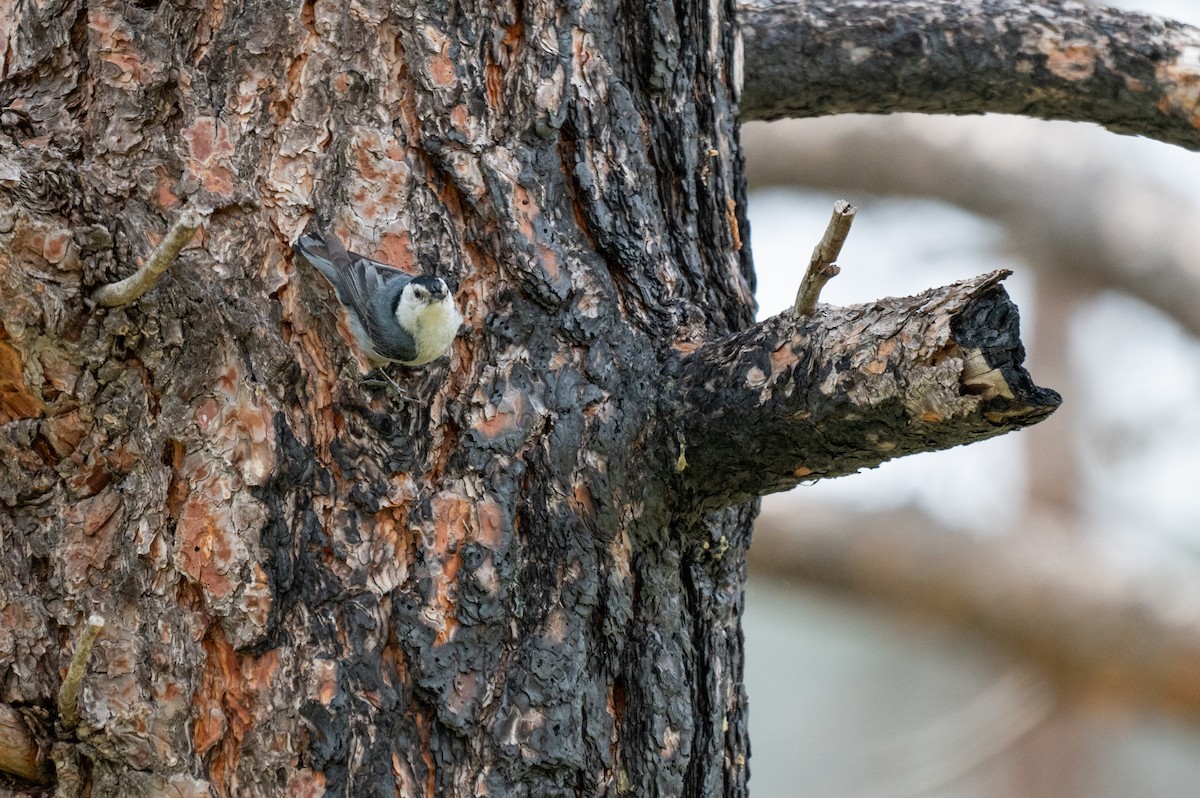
left=673, top=271, right=1059, bottom=510
left=0, top=704, right=47, bottom=784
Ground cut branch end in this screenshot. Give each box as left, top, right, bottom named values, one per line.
left=57, top=614, right=105, bottom=731
left=92, top=207, right=209, bottom=308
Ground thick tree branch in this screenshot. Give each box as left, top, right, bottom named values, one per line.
left=750, top=504, right=1200, bottom=716
left=670, top=271, right=1060, bottom=511
left=739, top=0, right=1200, bottom=151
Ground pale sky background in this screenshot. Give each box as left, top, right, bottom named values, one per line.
left=751, top=0, right=1200, bottom=559
left=744, top=1, right=1200, bottom=795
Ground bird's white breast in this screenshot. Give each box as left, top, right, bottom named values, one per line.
left=398, top=297, right=463, bottom=366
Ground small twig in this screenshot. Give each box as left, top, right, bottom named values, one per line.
left=57, top=615, right=104, bottom=731
left=793, top=199, right=856, bottom=316
left=92, top=208, right=209, bottom=308
left=370, top=367, right=412, bottom=400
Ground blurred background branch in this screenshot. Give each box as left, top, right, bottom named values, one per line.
left=738, top=3, right=1200, bottom=796
left=751, top=502, right=1200, bottom=715
left=742, top=116, right=1200, bottom=338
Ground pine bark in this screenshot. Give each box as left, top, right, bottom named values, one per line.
left=0, top=0, right=1053, bottom=796
left=740, top=0, right=1200, bottom=151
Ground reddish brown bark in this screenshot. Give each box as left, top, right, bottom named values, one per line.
left=0, top=0, right=1063, bottom=795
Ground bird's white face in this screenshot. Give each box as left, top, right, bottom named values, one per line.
left=395, top=278, right=463, bottom=366
left=408, top=282, right=434, bottom=305
left=398, top=278, right=447, bottom=315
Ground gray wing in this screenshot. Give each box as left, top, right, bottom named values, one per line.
left=366, top=278, right=418, bottom=362
left=293, top=230, right=417, bottom=362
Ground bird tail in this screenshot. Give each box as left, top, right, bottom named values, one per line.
left=293, top=230, right=351, bottom=300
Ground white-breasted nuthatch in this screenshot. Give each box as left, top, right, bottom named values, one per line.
left=293, top=230, right=463, bottom=367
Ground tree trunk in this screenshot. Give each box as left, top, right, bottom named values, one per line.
left=0, top=0, right=1053, bottom=795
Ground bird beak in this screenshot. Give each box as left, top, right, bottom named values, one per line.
left=431, top=281, right=448, bottom=300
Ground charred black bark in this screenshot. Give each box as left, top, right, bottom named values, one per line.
left=0, top=0, right=1061, bottom=794
left=740, top=0, right=1200, bottom=151
left=670, top=272, right=1060, bottom=511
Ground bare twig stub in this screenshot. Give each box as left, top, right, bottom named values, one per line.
left=57, top=615, right=104, bottom=731
left=794, top=199, right=856, bottom=316
left=92, top=208, right=208, bottom=308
